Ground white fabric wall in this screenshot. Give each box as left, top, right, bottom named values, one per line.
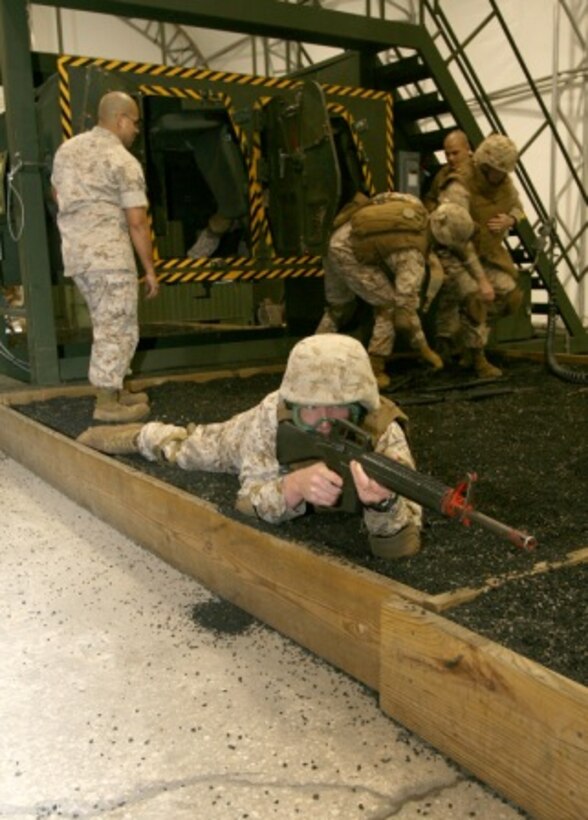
left=18, top=2, right=588, bottom=322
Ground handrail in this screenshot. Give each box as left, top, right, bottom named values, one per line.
left=419, top=0, right=586, bottom=300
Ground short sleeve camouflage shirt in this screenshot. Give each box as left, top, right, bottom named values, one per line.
left=51, top=126, right=148, bottom=276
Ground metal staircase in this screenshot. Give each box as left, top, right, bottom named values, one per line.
left=364, top=0, right=587, bottom=352
left=122, top=0, right=586, bottom=351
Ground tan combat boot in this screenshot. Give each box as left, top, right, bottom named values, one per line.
left=119, top=387, right=150, bottom=406
left=473, top=350, right=503, bottom=379
left=417, top=342, right=444, bottom=370
left=369, top=523, right=421, bottom=559
left=77, top=423, right=144, bottom=454
left=93, top=388, right=150, bottom=422
left=369, top=355, right=391, bottom=389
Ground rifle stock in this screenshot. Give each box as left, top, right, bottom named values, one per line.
left=277, top=419, right=537, bottom=551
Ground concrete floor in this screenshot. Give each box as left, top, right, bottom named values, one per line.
left=0, top=373, right=526, bottom=820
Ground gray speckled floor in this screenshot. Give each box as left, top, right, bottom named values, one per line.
left=0, top=450, right=525, bottom=820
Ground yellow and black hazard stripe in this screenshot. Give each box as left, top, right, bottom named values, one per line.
left=326, top=102, right=377, bottom=196
left=56, top=54, right=391, bottom=285
left=152, top=254, right=323, bottom=285
left=385, top=93, right=394, bottom=191
left=137, top=83, right=267, bottom=259
left=250, top=96, right=275, bottom=256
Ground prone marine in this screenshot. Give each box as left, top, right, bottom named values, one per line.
left=77, top=334, right=422, bottom=560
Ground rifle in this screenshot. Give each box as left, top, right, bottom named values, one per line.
left=276, top=418, right=537, bottom=551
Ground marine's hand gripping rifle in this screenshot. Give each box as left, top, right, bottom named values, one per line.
left=277, top=419, right=537, bottom=551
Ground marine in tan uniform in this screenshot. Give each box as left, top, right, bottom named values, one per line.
left=51, top=91, right=160, bottom=421
left=77, top=334, right=423, bottom=560
left=434, top=134, right=526, bottom=378
left=423, top=129, right=472, bottom=213
left=315, top=192, right=443, bottom=389
left=429, top=203, right=491, bottom=362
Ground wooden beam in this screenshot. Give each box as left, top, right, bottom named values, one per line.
left=1, top=383, right=587, bottom=820
left=0, top=364, right=285, bottom=407
left=380, top=598, right=588, bottom=820
left=0, top=404, right=429, bottom=689
left=427, top=547, right=588, bottom=613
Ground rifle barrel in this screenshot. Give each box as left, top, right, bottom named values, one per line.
left=467, top=509, right=537, bottom=551
left=279, top=421, right=538, bottom=551
left=359, top=452, right=537, bottom=551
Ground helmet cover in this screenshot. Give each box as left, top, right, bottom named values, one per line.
left=473, top=134, right=518, bottom=174
left=430, top=203, right=474, bottom=249
left=280, top=334, right=380, bottom=411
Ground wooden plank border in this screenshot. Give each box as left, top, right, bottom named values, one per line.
left=425, top=547, right=588, bottom=612
left=0, top=403, right=428, bottom=689
left=1, top=386, right=586, bottom=820
left=380, top=598, right=588, bottom=820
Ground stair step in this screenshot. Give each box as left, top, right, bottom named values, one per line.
left=376, top=55, right=432, bottom=88
left=395, top=92, right=451, bottom=121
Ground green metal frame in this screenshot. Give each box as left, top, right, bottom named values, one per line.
left=1, top=0, right=407, bottom=384
left=0, top=0, right=59, bottom=384
left=415, top=0, right=587, bottom=352
left=2, top=0, right=586, bottom=386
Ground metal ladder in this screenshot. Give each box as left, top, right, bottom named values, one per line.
left=122, top=1, right=586, bottom=350
left=369, top=0, right=587, bottom=352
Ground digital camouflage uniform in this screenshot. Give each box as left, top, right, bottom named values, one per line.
left=78, top=335, right=422, bottom=557
left=51, top=126, right=149, bottom=390
left=187, top=214, right=248, bottom=258
left=429, top=203, right=490, bottom=351
left=136, top=390, right=421, bottom=540
left=432, top=245, right=488, bottom=350
left=316, top=192, right=430, bottom=358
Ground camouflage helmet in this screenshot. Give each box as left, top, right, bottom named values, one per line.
left=429, top=203, right=474, bottom=250
left=280, top=334, right=380, bottom=411
left=473, top=134, right=518, bottom=174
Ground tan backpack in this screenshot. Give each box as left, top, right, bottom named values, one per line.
left=350, top=198, right=429, bottom=263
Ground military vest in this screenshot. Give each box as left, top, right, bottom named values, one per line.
left=349, top=199, right=429, bottom=264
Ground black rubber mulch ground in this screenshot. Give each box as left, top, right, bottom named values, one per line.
left=14, top=356, right=588, bottom=684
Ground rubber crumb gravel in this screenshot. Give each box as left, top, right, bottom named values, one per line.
left=15, top=357, right=588, bottom=684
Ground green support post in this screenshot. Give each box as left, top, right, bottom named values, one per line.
left=0, top=0, right=60, bottom=384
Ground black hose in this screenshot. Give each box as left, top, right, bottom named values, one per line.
left=545, top=288, right=588, bottom=385
left=539, top=220, right=588, bottom=385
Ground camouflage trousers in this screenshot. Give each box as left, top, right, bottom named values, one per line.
left=316, top=224, right=426, bottom=358
left=74, top=270, right=139, bottom=390
left=138, top=420, right=243, bottom=473
left=435, top=252, right=517, bottom=350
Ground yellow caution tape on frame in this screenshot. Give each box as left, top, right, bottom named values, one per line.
left=56, top=54, right=393, bottom=284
